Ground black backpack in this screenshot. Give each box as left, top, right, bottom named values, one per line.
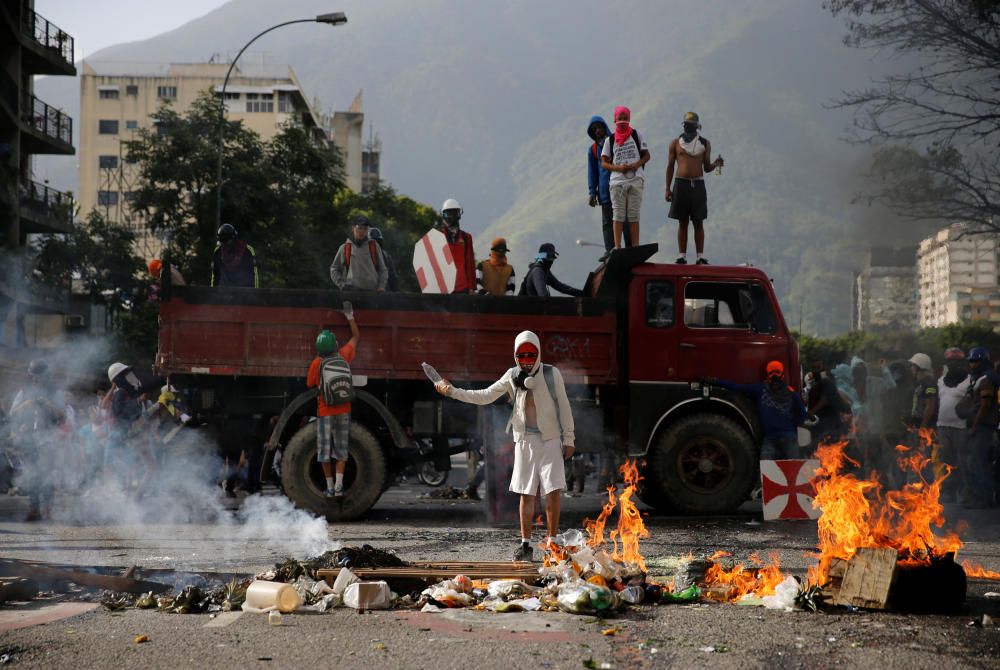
left=605, top=129, right=641, bottom=158
left=319, top=354, right=354, bottom=405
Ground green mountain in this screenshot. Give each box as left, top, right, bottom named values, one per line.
left=34, top=0, right=944, bottom=335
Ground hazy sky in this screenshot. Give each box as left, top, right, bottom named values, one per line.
left=38, top=0, right=231, bottom=60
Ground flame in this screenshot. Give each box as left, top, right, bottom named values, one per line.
left=962, top=560, right=1000, bottom=581
left=701, top=551, right=785, bottom=601
left=580, top=460, right=649, bottom=572
left=807, top=431, right=963, bottom=585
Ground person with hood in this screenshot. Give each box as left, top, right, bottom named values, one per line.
left=367, top=227, right=399, bottom=292
left=520, top=244, right=584, bottom=297
left=476, top=237, right=516, bottom=296
left=586, top=116, right=629, bottom=251
left=329, top=214, right=388, bottom=292
left=665, top=112, right=724, bottom=265
left=439, top=199, right=476, bottom=294
left=708, top=361, right=809, bottom=460
left=434, top=331, right=575, bottom=562
left=807, top=359, right=849, bottom=448
left=600, top=106, right=650, bottom=249
left=9, top=360, right=65, bottom=520
left=936, top=347, right=971, bottom=502
left=963, top=347, right=998, bottom=507
left=850, top=356, right=892, bottom=475
left=211, top=223, right=259, bottom=288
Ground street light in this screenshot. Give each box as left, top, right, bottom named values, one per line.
left=215, top=12, right=347, bottom=228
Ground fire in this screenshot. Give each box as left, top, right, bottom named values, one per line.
left=702, top=551, right=785, bottom=601
left=807, top=432, right=963, bottom=586
left=962, top=560, right=1000, bottom=581
left=581, top=460, right=649, bottom=572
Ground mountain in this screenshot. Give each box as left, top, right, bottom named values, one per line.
left=32, top=0, right=944, bottom=335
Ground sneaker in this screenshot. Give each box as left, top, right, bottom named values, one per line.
left=323, top=488, right=336, bottom=499
left=466, top=485, right=481, bottom=501
left=675, top=256, right=688, bottom=265
left=333, top=488, right=344, bottom=500
left=696, top=258, right=709, bottom=265
left=512, top=543, right=534, bottom=562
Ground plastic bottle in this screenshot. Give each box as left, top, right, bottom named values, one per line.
left=421, top=362, right=443, bottom=383
left=245, top=580, right=302, bottom=613
left=619, top=585, right=645, bottom=604
left=268, top=610, right=284, bottom=626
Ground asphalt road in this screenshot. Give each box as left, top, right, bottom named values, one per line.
left=1, top=480, right=999, bottom=670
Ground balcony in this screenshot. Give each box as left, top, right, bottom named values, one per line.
left=18, top=180, right=74, bottom=235
left=21, top=93, right=73, bottom=154
left=20, top=8, right=75, bottom=76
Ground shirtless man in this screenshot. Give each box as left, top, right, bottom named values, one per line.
left=666, top=112, right=723, bottom=265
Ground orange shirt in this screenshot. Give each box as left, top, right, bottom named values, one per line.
left=307, top=343, right=356, bottom=417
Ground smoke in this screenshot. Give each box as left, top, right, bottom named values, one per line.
left=235, top=495, right=340, bottom=559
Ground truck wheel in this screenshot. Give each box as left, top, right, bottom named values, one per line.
left=648, top=413, right=755, bottom=515
left=281, top=420, right=387, bottom=522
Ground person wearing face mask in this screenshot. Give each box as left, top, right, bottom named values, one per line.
left=519, top=243, right=584, bottom=297
left=707, top=361, right=809, bottom=460
left=330, top=214, right=387, bottom=292
left=476, top=238, right=516, bottom=296
left=935, top=347, right=970, bottom=502
left=210, top=223, right=259, bottom=288
left=666, top=112, right=724, bottom=265
left=9, top=360, right=65, bottom=520
left=600, top=106, right=650, bottom=249
left=439, top=198, right=476, bottom=294
left=963, top=347, right=999, bottom=508
left=433, top=331, right=575, bottom=562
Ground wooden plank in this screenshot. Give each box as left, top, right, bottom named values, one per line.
left=0, top=577, right=38, bottom=603
left=832, top=547, right=898, bottom=610
left=0, top=559, right=169, bottom=595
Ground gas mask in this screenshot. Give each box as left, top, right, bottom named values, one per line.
left=113, top=369, right=142, bottom=394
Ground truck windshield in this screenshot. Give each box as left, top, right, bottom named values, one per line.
left=683, top=281, right=778, bottom=332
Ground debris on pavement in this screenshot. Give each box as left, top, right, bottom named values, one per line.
left=133, top=635, right=148, bottom=644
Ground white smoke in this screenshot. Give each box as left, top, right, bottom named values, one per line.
left=235, top=495, right=341, bottom=559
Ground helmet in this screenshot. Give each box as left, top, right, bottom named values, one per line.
left=217, top=223, right=237, bottom=243
left=315, top=329, right=337, bottom=356
left=944, top=347, right=965, bottom=361
left=148, top=259, right=163, bottom=278
left=27, top=360, right=47, bottom=376
left=368, top=227, right=383, bottom=242
left=968, top=346, right=990, bottom=363
left=908, top=353, right=932, bottom=371
left=107, top=362, right=129, bottom=383
left=441, top=198, right=462, bottom=215
left=766, top=360, right=784, bottom=377
left=683, top=111, right=701, bottom=127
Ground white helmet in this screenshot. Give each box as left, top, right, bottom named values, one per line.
left=107, top=362, right=129, bottom=383
left=908, top=353, right=932, bottom=371
left=441, top=198, right=462, bottom=215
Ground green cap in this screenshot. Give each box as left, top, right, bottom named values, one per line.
left=316, top=329, right=338, bottom=355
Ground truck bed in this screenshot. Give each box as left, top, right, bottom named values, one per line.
left=155, top=286, right=619, bottom=385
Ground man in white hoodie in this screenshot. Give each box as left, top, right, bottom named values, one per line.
left=434, top=331, right=575, bottom=562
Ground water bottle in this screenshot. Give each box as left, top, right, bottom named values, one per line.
left=619, top=585, right=645, bottom=604
left=421, top=362, right=443, bottom=383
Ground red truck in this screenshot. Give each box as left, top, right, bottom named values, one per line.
left=155, top=245, right=800, bottom=520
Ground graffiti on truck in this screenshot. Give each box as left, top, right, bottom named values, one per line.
left=545, top=334, right=591, bottom=360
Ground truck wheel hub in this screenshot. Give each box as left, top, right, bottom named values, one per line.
left=678, top=439, right=733, bottom=494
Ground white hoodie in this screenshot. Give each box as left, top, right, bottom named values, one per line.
left=446, top=330, right=575, bottom=447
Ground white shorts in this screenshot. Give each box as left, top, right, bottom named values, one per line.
left=509, top=433, right=566, bottom=496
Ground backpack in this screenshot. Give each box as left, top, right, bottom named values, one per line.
left=344, top=239, right=380, bottom=271
left=319, top=354, right=354, bottom=405
left=956, top=372, right=999, bottom=422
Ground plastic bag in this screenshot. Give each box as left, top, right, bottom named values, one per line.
left=488, top=597, right=542, bottom=613
left=422, top=585, right=474, bottom=608
left=551, top=529, right=586, bottom=549
left=487, top=580, right=539, bottom=599
left=557, top=582, right=617, bottom=614
left=762, top=575, right=799, bottom=612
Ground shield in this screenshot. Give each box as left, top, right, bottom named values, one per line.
left=761, top=459, right=820, bottom=521
left=412, top=228, right=456, bottom=294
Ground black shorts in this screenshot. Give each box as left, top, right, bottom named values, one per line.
left=668, top=178, right=708, bottom=222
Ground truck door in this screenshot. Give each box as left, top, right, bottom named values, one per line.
left=627, top=277, right=679, bottom=381
left=675, top=279, right=786, bottom=383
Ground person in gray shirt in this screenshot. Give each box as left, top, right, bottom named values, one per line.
left=329, top=214, right=387, bottom=292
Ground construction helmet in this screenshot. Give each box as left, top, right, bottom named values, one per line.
left=148, top=259, right=163, bottom=278
left=944, top=347, right=965, bottom=361
left=217, top=223, right=237, bottom=243
left=27, top=360, right=48, bottom=376
left=368, top=227, right=383, bottom=242
left=441, top=198, right=462, bottom=214
left=908, top=353, right=932, bottom=371
left=967, top=346, right=991, bottom=363
left=316, top=329, right=337, bottom=356
left=107, top=362, right=129, bottom=383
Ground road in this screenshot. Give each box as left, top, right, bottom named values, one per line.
left=0, top=480, right=998, bottom=670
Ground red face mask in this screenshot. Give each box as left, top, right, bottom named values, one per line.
left=515, top=344, right=538, bottom=372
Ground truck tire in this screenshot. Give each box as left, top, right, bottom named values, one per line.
left=281, top=420, right=387, bottom=522
left=648, top=413, right=756, bottom=515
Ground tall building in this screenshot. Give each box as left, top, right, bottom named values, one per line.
left=0, top=0, right=76, bottom=349
left=854, top=247, right=917, bottom=332
left=78, top=61, right=370, bottom=258
left=917, top=223, right=1000, bottom=328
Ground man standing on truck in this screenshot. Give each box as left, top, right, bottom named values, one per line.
left=665, top=112, right=723, bottom=265
left=601, top=106, right=650, bottom=249
left=307, top=301, right=360, bottom=499
left=520, top=243, right=584, bottom=297
left=587, top=115, right=629, bottom=251
left=708, top=361, right=809, bottom=460
left=330, top=214, right=387, bottom=292
left=440, top=199, right=476, bottom=294
left=211, top=224, right=259, bottom=288
left=476, top=237, right=516, bottom=296
left=434, top=330, right=575, bottom=562
left=367, top=227, right=399, bottom=292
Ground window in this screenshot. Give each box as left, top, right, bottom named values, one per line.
left=123, top=191, right=138, bottom=203
left=645, top=281, right=674, bottom=328
left=98, top=119, right=119, bottom=134
left=155, top=122, right=170, bottom=136
left=97, top=190, right=118, bottom=206
left=748, top=283, right=778, bottom=334
left=125, top=120, right=138, bottom=129
left=98, top=155, right=118, bottom=169
left=224, top=92, right=240, bottom=100
left=157, top=86, right=177, bottom=99
left=126, top=85, right=139, bottom=96
left=683, top=281, right=778, bottom=333
left=277, top=91, right=292, bottom=113
left=99, top=89, right=119, bottom=100
left=245, top=93, right=273, bottom=113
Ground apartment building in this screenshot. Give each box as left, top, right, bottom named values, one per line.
left=917, top=223, right=1000, bottom=328
left=853, top=247, right=917, bottom=332
left=0, top=0, right=76, bottom=349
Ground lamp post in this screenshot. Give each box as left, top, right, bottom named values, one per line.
left=215, top=12, right=347, bottom=228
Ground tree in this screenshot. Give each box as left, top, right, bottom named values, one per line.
left=827, top=0, right=1000, bottom=233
